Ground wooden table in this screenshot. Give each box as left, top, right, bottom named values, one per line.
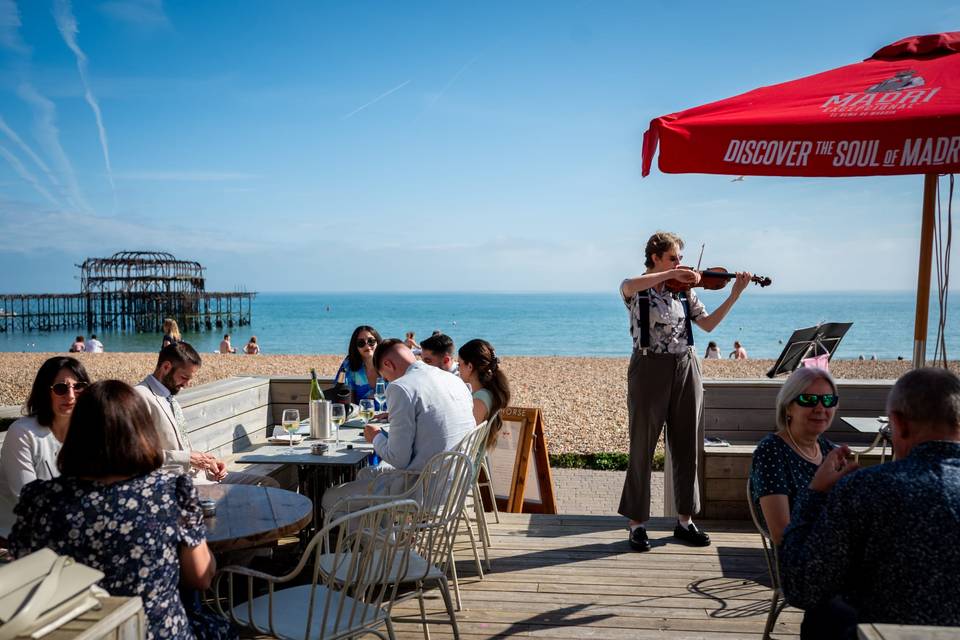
left=197, top=484, right=312, bottom=552
left=859, top=623, right=960, bottom=639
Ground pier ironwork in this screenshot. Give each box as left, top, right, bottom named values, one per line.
left=0, top=251, right=254, bottom=333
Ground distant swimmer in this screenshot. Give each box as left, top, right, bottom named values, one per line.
left=730, top=341, right=748, bottom=360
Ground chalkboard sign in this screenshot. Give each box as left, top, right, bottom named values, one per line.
left=487, top=406, right=557, bottom=514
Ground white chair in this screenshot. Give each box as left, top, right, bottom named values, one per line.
left=214, top=499, right=419, bottom=640
left=326, top=450, right=475, bottom=640
left=746, top=477, right=788, bottom=640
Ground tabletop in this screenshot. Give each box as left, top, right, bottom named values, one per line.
left=842, top=416, right=888, bottom=433
left=197, top=484, right=312, bottom=552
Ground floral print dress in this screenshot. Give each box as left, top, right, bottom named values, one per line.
left=10, top=471, right=234, bottom=640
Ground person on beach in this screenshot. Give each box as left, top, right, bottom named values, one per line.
left=162, top=318, right=181, bottom=349
left=85, top=334, right=104, bottom=352
left=459, top=338, right=511, bottom=446
left=780, top=368, right=960, bottom=637
left=243, top=336, right=260, bottom=354
left=730, top=340, right=748, bottom=360
left=404, top=331, right=421, bottom=352
left=336, top=325, right=385, bottom=403
left=219, top=334, right=236, bottom=354
left=704, top=341, right=721, bottom=359
left=322, top=340, right=474, bottom=518
left=0, top=356, right=91, bottom=538
left=134, top=342, right=275, bottom=487
left=619, top=231, right=752, bottom=552
left=750, top=367, right=838, bottom=545
left=69, top=336, right=85, bottom=352
left=8, top=380, right=234, bottom=640
left=420, top=333, right=459, bottom=375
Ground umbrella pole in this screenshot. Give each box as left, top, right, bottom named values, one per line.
left=912, top=174, right=938, bottom=368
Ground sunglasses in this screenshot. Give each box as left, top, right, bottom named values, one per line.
left=356, top=337, right=378, bottom=348
left=794, top=393, right=839, bottom=408
left=51, top=382, right=88, bottom=396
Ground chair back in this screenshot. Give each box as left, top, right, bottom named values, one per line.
left=455, top=420, right=490, bottom=482
left=745, top=476, right=782, bottom=590
left=407, top=450, right=474, bottom=577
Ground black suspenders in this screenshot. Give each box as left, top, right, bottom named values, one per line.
left=636, top=289, right=694, bottom=349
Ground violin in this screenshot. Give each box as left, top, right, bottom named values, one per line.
left=664, top=267, right=772, bottom=293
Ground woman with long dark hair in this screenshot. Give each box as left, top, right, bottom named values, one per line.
left=0, top=356, right=91, bottom=538
left=336, top=325, right=385, bottom=403
left=458, top=338, right=511, bottom=446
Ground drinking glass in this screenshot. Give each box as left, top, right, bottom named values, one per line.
left=359, top=399, right=375, bottom=422
left=281, top=409, right=300, bottom=448
left=374, top=381, right=387, bottom=412
left=331, top=403, right=345, bottom=448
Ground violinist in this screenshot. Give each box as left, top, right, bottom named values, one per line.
left=619, top=231, right=752, bottom=552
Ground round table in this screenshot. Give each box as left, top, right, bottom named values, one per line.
left=197, top=484, right=312, bottom=552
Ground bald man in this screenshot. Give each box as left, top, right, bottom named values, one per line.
left=321, top=339, right=475, bottom=516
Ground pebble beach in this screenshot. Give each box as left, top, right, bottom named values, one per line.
left=0, top=353, right=953, bottom=454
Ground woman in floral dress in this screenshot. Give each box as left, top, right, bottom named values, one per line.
left=9, top=380, right=234, bottom=640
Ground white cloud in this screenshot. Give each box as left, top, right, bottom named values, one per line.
left=97, top=0, right=169, bottom=28
left=17, top=82, right=92, bottom=213
left=115, top=171, right=260, bottom=182
left=0, top=144, right=60, bottom=207
left=0, top=114, right=66, bottom=201
left=0, top=0, right=29, bottom=55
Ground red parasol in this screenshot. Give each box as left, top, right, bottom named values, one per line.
left=641, top=32, right=960, bottom=365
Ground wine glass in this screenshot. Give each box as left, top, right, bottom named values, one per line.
left=359, top=399, right=375, bottom=422
left=281, top=409, right=300, bottom=448
left=330, top=403, right=345, bottom=448
left=374, top=380, right=387, bottom=413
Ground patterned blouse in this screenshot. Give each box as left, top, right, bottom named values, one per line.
left=749, top=433, right=835, bottom=532
left=9, top=471, right=234, bottom=640
left=781, top=441, right=960, bottom=626
left=337, top=358, right=384, bottom=402
left=622, top=283, right=706, bottom=354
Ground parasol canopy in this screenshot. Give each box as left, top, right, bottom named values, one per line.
left=642, top=32, right=960, bottom=178
left=641, top=32, right=960, bottom=366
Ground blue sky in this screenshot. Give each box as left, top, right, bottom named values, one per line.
left=0, top=0, right=958, bottom=293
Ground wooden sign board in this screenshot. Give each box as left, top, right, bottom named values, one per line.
left=487, top=406, right=557, bottom=514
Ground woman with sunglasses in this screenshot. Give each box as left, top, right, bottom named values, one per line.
left=336, top=325, right=385, bottom=404
left=750, top=367, right=839, bottom=544
left=619, top=231, right=752, bottom=553
left=0, top=356, right=91, bottom=538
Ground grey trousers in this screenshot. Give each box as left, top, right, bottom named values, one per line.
left=618, top=348, right=703, bottom=522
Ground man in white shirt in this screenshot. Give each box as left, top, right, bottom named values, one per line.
left=84, top=334, right=104, bottom=353
left=134, top=342, right=274, bottom=486
left=321, top=339, right=475, bottom=515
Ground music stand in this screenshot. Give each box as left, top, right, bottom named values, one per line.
left=766, top=322, right=853, bottom=378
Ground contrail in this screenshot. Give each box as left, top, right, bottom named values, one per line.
left=0, top=113, right=65, bottom=196
left=0, top=143, right=60, bottom=207
left=429, top=53, right=481, bottom=108
left=18, top=82, right=91, bottom=213
left=342, top=79, right=411, bottom=120
left=53, top=0, right=115, bottom=207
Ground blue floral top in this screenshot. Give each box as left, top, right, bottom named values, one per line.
left=337, top=358, right=384, bottom=403
left=749, top=433, right=835, bottom=532
left=9, top=471, right=233, bottom=640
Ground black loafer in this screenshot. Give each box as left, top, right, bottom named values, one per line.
left=673, top=522, right=711, bottom=547
left=629, top=526, right=651, bottom=552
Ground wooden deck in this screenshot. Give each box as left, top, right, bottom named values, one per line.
left=390, top=513, right=800, bottom=639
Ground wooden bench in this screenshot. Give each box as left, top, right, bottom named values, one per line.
left=699, top=378, right=895, bottom=520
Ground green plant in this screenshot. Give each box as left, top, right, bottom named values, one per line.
left=549, top=451, right=664, bottom=472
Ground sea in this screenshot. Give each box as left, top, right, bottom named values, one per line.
left=1, top=291, right=957, bottom=360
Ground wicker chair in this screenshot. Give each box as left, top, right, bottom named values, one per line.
left=214, top=499, right=419, bottom=640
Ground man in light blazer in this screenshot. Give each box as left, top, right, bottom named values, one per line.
left=135, top=342, right=274, bottom=486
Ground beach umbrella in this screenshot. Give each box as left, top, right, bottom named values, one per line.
left=641, top=31, right=960, bottom=366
